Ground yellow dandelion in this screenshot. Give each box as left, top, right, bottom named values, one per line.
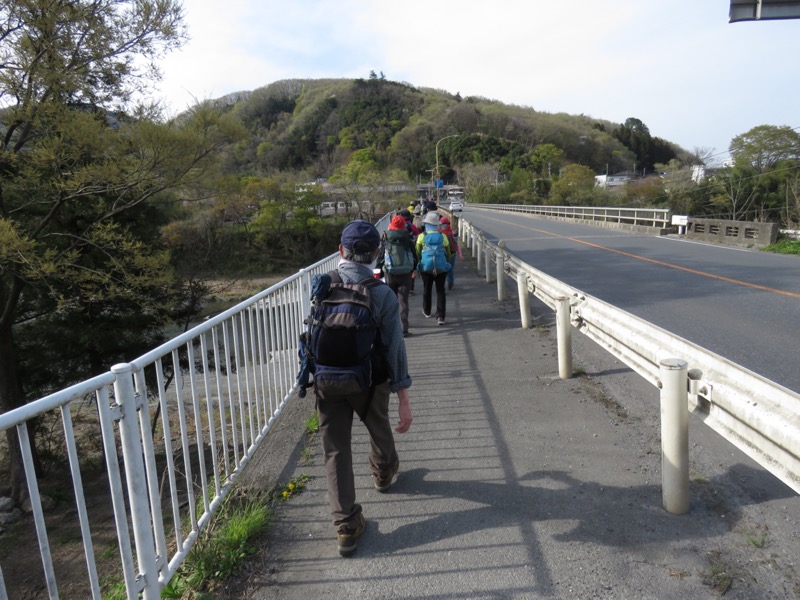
left=288, top=483, right=295, bottom=490
left=282, top=490, right=289, bottom=498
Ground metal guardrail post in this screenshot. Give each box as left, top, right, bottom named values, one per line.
left=517, top=272, right=531, bottom=329
left=555, top=296, right=573, bottom=379
left=476, top=237, right=483, bottom=271
left=496, top=242, right=506, bottom=300
left=112, top=363, right=161, bottom=599
left=659, top=358, right=690, bottom=514
left=485, top=245, right=492, bottom=283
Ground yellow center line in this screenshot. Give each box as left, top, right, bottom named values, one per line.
left=483, top=215, right=800, bottom=300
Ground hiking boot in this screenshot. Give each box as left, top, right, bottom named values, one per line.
left=422, top=309, right=432, bottom=318
left=437, top=317, right=446, bottom=326
left=373, top=463, right=399, bottom=493
left=337, top=513, right=366, bottom=557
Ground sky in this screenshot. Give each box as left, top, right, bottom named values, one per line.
left=158, top=0, right=800, bottom=166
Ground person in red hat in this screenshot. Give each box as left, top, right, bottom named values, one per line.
left=398, top=209, right=420, bottom=295
left=439, top=215, right=461, bottom=290
left=382, top=215, right=417, bottom=336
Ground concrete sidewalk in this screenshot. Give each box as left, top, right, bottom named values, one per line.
left=234, top=257, right=800, bottom=599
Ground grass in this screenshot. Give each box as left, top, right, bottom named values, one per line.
left=741, top=527, right=768, bottom=549
left=167, top=490, right=271, bottom=597
left=763, top=238, right=800, bottom=255
left=101, top=488, right=272, bottom=599
left=304, top=412, right=319, bottom=434
left=703, top=550, right=736, bottom=595
left=300, top=446, right=315, bottom=466
left=100, top=412, right=320, bottom=599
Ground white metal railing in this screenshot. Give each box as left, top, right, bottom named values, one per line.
left=0, top=214, right=393, bottom=599
left=469, top=203, right=672, bottom=230
left=459, top=217, right=800, bottom=499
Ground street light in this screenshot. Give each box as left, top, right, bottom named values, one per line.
left=435, top=134, right=459, bottom=205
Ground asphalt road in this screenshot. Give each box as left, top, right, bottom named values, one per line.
left=465, top=208, right=800, bottom=394
left=231, top=249, right=800, bottom=599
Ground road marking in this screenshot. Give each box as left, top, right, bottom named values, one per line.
left=483, top=216, right=800, bottom=300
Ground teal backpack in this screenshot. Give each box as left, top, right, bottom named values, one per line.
left=419, top=231, right=450, bottom=274
left=384, top=230, right=415, bottom=275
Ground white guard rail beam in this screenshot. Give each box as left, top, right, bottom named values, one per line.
left=0, top=214, right=393, bottom=599
left=469, top=203, right=672, bottom=231
left=459, top=216, right=800, bottom=496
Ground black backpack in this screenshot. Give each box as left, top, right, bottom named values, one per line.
left=297, top=271, right=386, bottom=408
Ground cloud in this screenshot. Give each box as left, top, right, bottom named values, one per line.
left=156, top=0, right=800, bottom=159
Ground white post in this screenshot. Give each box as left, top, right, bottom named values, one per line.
left=496, top=242, right=506, bottom=300
left=517, top=272, right=531, bottom=329
left=485, top=246, right=492, bottom=283
left=659, top=358, right=690, bottom=515
left=112, top=363, right=161, bottom=600
left=476, top=237, right=483, bottom=272
left=555, top=297, right=572, bottom=379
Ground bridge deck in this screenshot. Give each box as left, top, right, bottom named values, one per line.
left=233, top=257, right=800, bottom=599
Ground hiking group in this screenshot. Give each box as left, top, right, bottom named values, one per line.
left=295, top=204, right=461, bottom=557
left=382, top=199, right=461, bottom=333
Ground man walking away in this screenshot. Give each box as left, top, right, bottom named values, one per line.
left=314, top=220, right=413, bottom=557
left=416, top=211, right=451, bottom=326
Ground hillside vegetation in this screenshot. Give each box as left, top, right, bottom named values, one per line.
left=208, top=75, right=685, bottom=191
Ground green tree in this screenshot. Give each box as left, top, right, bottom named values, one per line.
left=730, top=125, right=800, bottom=173
left=550, top=164, right=597, bottom=205
left=531, top=144, right=565, bottom=177
left=709, top=166, right=759, bottom=220
left=0, top=0, right=241, bottom=506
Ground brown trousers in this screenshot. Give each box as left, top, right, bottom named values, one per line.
left=316, top=380, right=398, bottom=528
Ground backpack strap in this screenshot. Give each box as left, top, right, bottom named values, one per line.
left=328, top=269, right=384, bottom=289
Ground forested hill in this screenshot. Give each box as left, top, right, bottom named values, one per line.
left=203, top=75, right=688, bottom=184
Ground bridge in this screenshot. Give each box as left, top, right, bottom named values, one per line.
left=1, top=206, right=799, bottom=598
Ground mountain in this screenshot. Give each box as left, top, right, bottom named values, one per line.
left=202, top=76, right=687, bottom=184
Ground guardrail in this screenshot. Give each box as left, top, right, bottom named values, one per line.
left=0, top=215, right=392, bottom=599
left=459, top=217, right=800, bottom=505
left=468, top=203, right=673, bottom=231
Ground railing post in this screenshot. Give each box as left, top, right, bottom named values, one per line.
left=555, top=296, right=572, bottom=379
left=517, top=272, right=531, bottom=329
left=112, top=363, right=160, bottom=600
left=485, top=245, right=492, bottom=283
left=476, top=236, right=483, bottom=272
left=496, top=242, right=506, bottom=300
left=659, top=358, right=690, bottom=515
left=298, top=267, right=310, bottom=316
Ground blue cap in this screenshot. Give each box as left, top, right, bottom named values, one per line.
left=341, top=220, right=380, bottom=253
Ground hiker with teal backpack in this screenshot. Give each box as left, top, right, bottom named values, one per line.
left=382, top=215, right=417, bottom=336
left=416, top=210, right=452, bottom=326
